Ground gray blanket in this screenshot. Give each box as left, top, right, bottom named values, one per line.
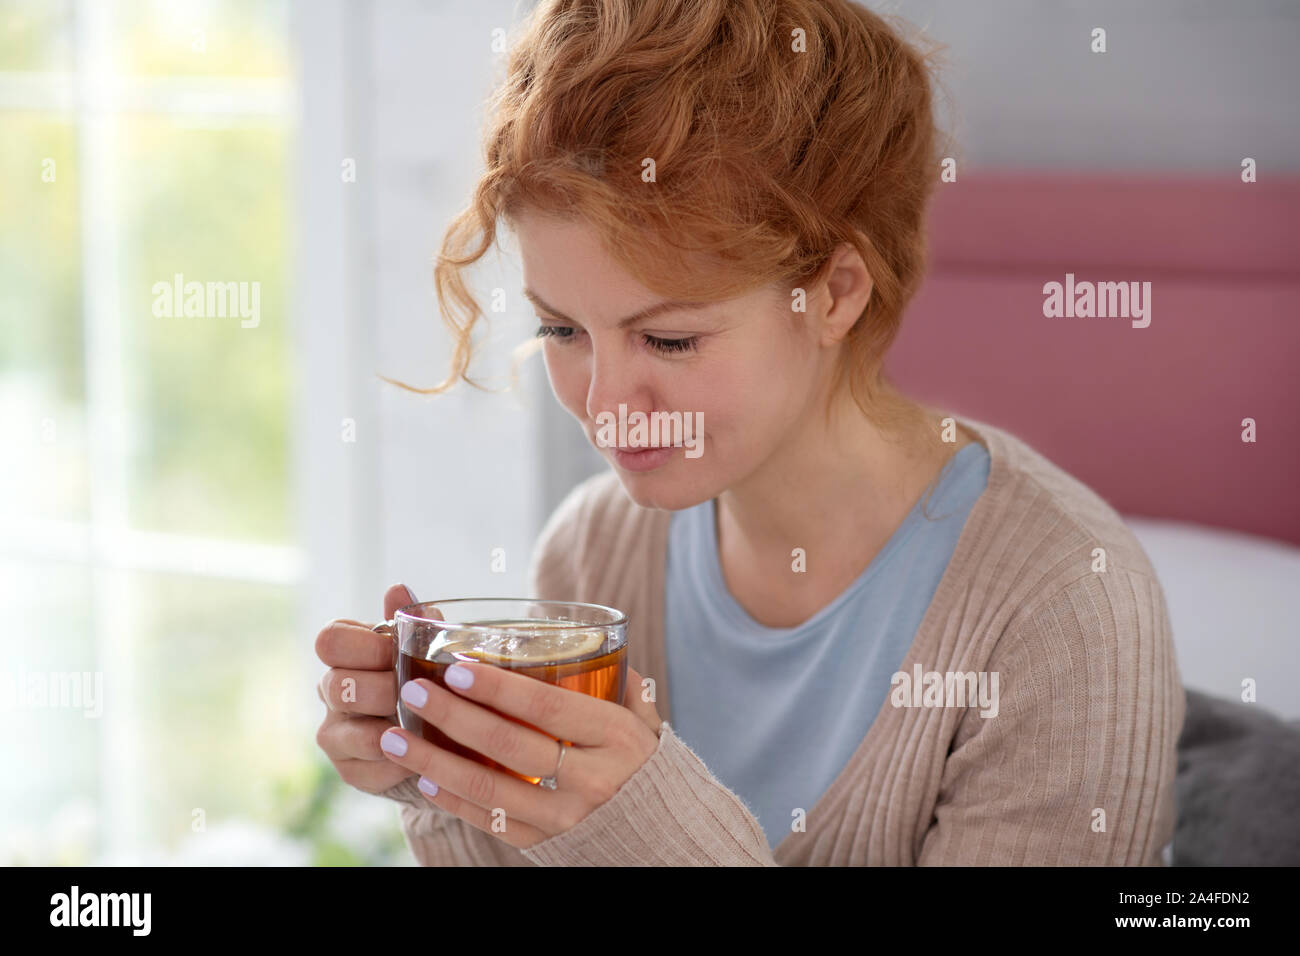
left=1173, top=689, right=1300, bottom=865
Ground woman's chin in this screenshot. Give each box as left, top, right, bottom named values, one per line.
left=610, top=468, right=711, bottom=513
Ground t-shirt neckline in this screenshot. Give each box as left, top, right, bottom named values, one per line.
left=701, top=441, right=987, bottom=638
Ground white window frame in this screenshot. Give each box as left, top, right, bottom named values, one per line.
left=0, top=0, right=303, bottom=860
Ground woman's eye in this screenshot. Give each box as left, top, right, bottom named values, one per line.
left=535, top=325, right=696, bottom=356
left=535, top=324, right=698, bottom=355
left=535, top=324, right=577, bottom=342
left=643, top=335, right=699, bottom=354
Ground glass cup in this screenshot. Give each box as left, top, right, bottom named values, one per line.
left=373, top=598, right=628, bottom=785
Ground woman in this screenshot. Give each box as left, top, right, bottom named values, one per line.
left=314, top=0, right=1184, bottom=865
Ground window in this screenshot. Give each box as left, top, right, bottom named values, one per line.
left=0, top=0, right=375, bottom=865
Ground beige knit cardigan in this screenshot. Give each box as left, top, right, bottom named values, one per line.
left=379, top=415, right=1185, bottom=866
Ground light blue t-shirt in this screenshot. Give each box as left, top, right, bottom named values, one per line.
left=664, top=442, right=990, bottom=850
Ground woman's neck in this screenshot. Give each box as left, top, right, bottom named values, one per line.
left=712, top=389, right=966, bottom=628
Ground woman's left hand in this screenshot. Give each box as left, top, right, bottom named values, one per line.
left=378, top=662, right=663, bottom=850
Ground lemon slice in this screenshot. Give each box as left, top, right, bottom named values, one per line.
left=440, top=621, right=607, bottom=665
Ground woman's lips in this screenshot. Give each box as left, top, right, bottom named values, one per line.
left=610, top=446, right=674, bottom=472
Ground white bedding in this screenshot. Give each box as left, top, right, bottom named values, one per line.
left=1122, top=516, right=1300, bottom=720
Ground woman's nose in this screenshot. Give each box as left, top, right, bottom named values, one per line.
left=585, top=348, right=651, bottom=424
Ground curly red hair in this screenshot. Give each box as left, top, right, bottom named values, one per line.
left=404, top=0, right=955, bottom=442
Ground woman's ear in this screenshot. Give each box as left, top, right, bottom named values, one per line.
left=819, top=241, right=874, bottom=346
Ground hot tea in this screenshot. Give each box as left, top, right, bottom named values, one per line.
left=397, top=619, right=628, bottom=785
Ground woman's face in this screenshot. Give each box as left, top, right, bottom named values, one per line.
left=513, top=209, right=834, bottom=511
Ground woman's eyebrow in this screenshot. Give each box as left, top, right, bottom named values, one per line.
left=523, top=288, right=710, bottom=329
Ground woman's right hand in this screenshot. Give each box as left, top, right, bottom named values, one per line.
left=314, top=583, right=419, bottom=795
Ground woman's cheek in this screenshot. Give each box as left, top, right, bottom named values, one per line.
left=542, top=350, right=587, bottom=419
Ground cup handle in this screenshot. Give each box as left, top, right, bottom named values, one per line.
left=372, top=620, right=397, bottom=670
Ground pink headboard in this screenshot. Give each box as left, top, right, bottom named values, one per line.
left=886, top=172, right=1300, bottom=547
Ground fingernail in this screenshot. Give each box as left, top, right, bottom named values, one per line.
left=404, top=585, right=417, bottom=604
left=445, top=664, right=474, bottom=690
left=401, top=680, right=427, bottom=708
left=380, top=730, right=407, bottom=756
left=418, top=777, right=439, bottom=796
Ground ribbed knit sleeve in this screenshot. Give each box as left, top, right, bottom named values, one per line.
left=379, top=719, right=780, bottom=866
left=520, top=720, right=778, bottom=866
left=917, top=567, right=1185, bottom=865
